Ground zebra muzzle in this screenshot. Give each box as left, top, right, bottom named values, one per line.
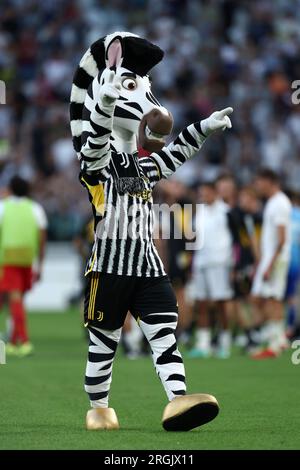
left=139, top=108, right=173, bottom=152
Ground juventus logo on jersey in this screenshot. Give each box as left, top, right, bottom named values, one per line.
left=120, top=153, right=130, bottom=168
left=96, top=311, right=104, bottom=322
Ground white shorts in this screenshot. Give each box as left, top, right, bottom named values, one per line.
left=190, top=265, right=233, bottom=301
left=251, top=260, right=288, bottom=301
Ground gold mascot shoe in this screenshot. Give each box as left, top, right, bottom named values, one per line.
left=162, top=394, right=219, bottom=431
left=86, top=408, right=120, bottom=430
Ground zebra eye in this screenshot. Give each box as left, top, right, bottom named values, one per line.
left=122, top=78, right=137, bottom=90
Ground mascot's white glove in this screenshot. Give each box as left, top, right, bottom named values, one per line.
left=98, top=69, right=122, bottom=106
left=201, top=107, right=233, bottom=136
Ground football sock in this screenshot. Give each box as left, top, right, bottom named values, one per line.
left=219, top=330, right=231, bottom=352
left=10, top=299, right=28, bottom=344
left=139, top=312, right=186, bottom=401
left=244, top=328, right=259, bottom=346
left=122, top=321, right=143, bottom=355
left=267, top=321, right=283, bottom=353
left=195, top=328, right=211, bottom=351
left=85, top=326, right=122, bottom=409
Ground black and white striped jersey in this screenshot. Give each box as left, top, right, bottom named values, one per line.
left=79, top=80, right=207, bottom=277
left=81, top=152, right=165, bottom=277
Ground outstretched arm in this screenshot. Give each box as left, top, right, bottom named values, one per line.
left=149, top=107, right=233, bottom=178
left=80, top=69, right=121, bottom=173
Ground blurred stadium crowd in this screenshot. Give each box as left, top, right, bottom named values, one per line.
left=1, top=0, right=300, bottom=239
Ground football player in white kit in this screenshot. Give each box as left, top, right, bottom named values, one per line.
left=251, top=169, right=291, bottom=358
left=188, top=181, right=233, bottom=359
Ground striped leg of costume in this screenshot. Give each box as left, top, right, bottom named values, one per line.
left=85, top=326, right=122, bottom=408
left=139, top=312, right=186, bottom=401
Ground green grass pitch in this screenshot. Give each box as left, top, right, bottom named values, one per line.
left=0, top=309, right=299, bottom=450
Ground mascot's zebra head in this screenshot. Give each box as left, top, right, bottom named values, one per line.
left=70, top=32, right=173, bottom=156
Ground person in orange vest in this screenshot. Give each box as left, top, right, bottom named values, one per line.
left=0, top=176, right=47, bottom=357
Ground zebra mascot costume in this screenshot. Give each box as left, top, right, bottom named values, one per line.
left=70, top=31, right=233, bottom=431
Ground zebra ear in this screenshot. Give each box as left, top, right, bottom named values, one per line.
left=106, top=37, right=123, bottom=69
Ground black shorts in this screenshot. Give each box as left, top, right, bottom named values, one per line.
left=233, top=268, right=253, bottom=299
left=169, top=269, right=189, bottom=288
left=84, top=273, right=178, bottom=330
